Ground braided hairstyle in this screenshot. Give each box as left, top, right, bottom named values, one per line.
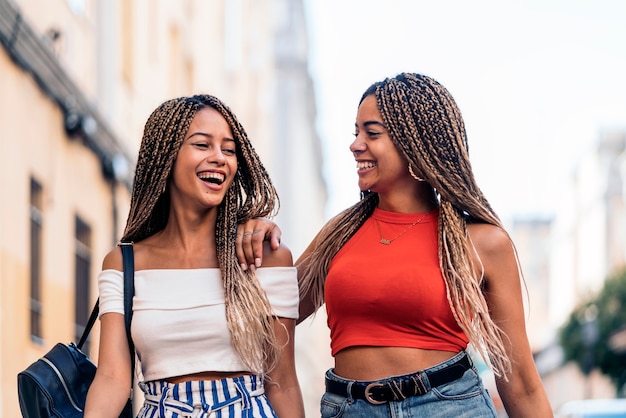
left=122, top=94, right=281, bottom=375
left=299, top=73, right=513, bottom=378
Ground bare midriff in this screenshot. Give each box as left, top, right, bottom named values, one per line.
left=333, top=346, right=458, bottom=380
left=165, top=370, right=251, bottom=384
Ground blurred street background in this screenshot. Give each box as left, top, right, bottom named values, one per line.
left=1, top=0, right=625, bottom=416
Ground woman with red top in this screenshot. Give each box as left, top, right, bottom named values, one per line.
left=238, top=73, right=553, bottom=417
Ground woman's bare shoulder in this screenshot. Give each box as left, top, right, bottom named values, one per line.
left=102, top=240, right=147, bottom=271
left=261, top=241, right=294, bottom=267
left=467, top=222, right=514, bottom=258
left=101, top=245, right=123, bottom=271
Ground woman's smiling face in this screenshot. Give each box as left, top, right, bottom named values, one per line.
left=350, top=94, right=410, bottom=194
left=169, top=107, right=238, bottom=210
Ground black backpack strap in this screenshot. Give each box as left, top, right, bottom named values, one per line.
left=77, top=300, right=99, bottom=350
left=118, top=240, right=135, bottom=397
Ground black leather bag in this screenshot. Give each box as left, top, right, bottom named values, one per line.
left=17, top=242, right=135, bottom=417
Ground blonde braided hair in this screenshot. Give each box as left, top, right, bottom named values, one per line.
left=299, top=73, right=514, bottom=378
left=123, top=95, right=281, bottom=375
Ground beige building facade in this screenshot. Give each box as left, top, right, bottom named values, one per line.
left=1, top=0, right=327, bottom=416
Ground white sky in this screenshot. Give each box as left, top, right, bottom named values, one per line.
left=304, top=0, right=626, bottom=224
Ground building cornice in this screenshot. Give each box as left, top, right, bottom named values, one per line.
left=0, top=0, right=132, bottom=188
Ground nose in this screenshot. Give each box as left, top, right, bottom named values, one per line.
left=350, top=133, right=365, bottom=155
left=207, top=148, right=226, bottom=165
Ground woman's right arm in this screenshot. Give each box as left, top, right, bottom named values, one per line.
left=84, top=313, right=133, bottom=417
left=84, top=248, right=134, bottom=417
left=235, top=218, right=282, bottom=271
left=235, top=218, right=323, bottom=322
left=295, top=238, right=320, bottom=324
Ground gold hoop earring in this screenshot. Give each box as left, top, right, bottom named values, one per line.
left=408, top=164, right=425, bottom=182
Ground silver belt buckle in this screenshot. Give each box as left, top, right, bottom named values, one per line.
left=364, top=382, right=386, bottom=405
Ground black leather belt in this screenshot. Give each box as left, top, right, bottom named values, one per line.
left=325, top=353, right=471, bottom=405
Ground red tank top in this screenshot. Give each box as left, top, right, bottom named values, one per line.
left=325, top=208, right=468, bottom=356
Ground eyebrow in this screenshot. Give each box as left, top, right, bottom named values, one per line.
left=186, top=132, right=236, bottom=143
left=355, top=120, right=386, bottom=129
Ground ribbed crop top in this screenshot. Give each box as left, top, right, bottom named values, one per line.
left=98, top=267, right=298, bottom=381
left=325, top=208, right=468, bottom=356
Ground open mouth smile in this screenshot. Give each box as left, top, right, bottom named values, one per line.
left=198, top=172, right=225, bottom=185
left=357, top=161, right=377, bottom=171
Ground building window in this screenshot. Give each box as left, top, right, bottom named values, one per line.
left=30, top=178, right=43, bottom=342
left=75, top=216, right=92, bottom=351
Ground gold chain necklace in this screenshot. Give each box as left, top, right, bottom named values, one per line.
left=373, top=211, right=431, bottom=245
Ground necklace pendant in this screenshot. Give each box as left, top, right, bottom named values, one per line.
left=379, top=238, right=392, bottom=245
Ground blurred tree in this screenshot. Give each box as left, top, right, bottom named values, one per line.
left=560, top=268, right=626, bottom=395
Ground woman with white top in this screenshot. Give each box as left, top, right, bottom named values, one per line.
left=85, top=94, right=305, bottom=417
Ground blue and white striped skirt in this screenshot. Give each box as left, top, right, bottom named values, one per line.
left=136, top=375, right=277, bottom=418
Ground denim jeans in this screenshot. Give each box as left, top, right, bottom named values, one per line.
left=321, top=351, right=497, bottom=418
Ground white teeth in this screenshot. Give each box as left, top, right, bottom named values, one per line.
left=198, top=172, right=225, bottom=184
left=356, top=161, right=376, bottom=170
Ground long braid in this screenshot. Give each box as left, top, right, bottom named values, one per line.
left=124, top=99, right=197, bottom=241
left=122, top=95, right=280, bottom=375
left=298, top=192, right=378, bottom=308
left=377, top=73, right=510, bottom=377
left=207, top=96, right=281, bottom=374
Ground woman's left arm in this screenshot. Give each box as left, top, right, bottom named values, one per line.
left=469, top=224, right=553, bottom=418
left=261, top=242, right=305, bottom=417
left=264, top=316, right=305, bottom=417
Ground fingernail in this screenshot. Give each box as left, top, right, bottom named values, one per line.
left=249, top=264, right=256, bottom=273
left=240, top=263, right=248, bottom=271
left=255, top=258, right=262, bottom=268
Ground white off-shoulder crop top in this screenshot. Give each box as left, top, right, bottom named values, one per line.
left=98, top=267, right=298, bottom=382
